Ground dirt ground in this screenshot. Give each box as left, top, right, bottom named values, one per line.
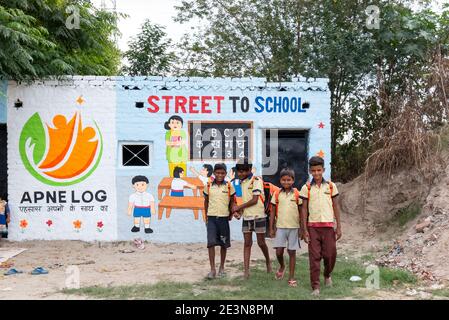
left=0, top=220, right=414, bottom=300
left=2, top=165, right=449, bottom=300
left=0, top=240, right=271, bottom=299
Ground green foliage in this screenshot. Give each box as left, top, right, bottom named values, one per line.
left=122, top=19, right=176, bottom=76
left=174, top=0, right=303, bottom=80
left=0, top=0, right=122, bottom=80
left=173, top=0, right=449, bottom=181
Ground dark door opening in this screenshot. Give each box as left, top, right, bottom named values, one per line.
left=262, top=130, right=309, bottom=189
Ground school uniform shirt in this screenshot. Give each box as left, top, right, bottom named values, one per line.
left=171, top=178, right=188, bottom=191
left=299, top=178, right=339, bottom=227
left=240, top=175, right=265, bottom=220
left=203, top=181, right=236, bottom=217
left=271, top=189, right=302, bottom=228
left=129, top=192, right=154, bottom=208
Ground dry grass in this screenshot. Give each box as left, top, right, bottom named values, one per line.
left=364, top=50, right=449, bottom=179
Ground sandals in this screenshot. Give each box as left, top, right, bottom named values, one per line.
left=133, top=238, right=145, bottom=250
left=288, top=279, right=298, bottom=287
left=275, top=269, right=285, bottom=280
left=206, top=271, right=216, bottom=280
left=4, top=268, right=23, bottom=276
left=31, top=267, right=49, bottom=275
left=4, top=267, right=49, bottom=276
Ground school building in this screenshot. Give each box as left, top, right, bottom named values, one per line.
left=0, top=76, right=330, bottom=242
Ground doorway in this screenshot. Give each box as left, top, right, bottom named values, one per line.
left=262, top=129, right=309, bottom=189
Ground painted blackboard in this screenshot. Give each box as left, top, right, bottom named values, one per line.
left=188, top=121, right=253, bottom=161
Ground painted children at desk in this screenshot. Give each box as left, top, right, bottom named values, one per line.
left=164, top=116, right=188, bottom=177
left=128, top=176, right=155, bottom=234
left=190, top=164, right=213, bottom=185
left=170, top=167, right=197, bottom=197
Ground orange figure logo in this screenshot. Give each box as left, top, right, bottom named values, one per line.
left=19, top=112, right=103, bottom=186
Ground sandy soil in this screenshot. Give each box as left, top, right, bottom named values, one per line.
left=0, top=240, right=271, bottom=300
left=0, top=199, right=440, bottom=300
left=0, top=220, right=394, bottom=301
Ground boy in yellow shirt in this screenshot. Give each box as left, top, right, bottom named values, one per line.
left=300, top=156, right=342, bottom=296
left=269, top=168, right=302, bottom=287
left=232, top=158, right=272, bottom=279
left=204, top=163, right=235, bottom=279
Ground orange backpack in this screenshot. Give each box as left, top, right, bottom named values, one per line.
left=305, top=181, right=335, bottom=220
left=305, top=180, right=334, bottom=201
left=273, top=188, right=301, bottom=218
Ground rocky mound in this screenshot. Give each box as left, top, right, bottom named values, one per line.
left=338, top=158, right=449, bottom=283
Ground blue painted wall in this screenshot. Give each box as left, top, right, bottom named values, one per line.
left=115, top=77, right=331, bottom=242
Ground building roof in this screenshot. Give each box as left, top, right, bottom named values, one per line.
left=7, top=76, right=329, bottom=92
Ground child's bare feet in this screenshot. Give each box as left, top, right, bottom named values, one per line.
left=311, top=288, right=320, bottom=296
left=243, top=270, right=250, bottom=280
left=218, top=268, right=226, bottom=277
left=324, top=277, right=333, bottom=287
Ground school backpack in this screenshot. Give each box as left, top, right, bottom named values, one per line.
left=273, top=188, right=301, bottom=218
left=305, top=180, right=334, bottom=201
left=247, top=176, right=278, bottom=214
left=247, top=176, right=280, bottom=238
left=305, top=180, right=335, bottom=220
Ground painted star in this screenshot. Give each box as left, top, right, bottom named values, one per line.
left=316, top=150, right=325, bottom=158
left=76, top=95, right=85, bottom=105
left=318, top=122, right=325, bottom=129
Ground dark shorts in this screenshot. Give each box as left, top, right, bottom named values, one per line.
left=207, top=216, right=231, bottom=248
left=242, top=217, right=266, bottom=234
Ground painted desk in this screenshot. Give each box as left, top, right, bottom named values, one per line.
left=157, top=196, right=206, bottom=221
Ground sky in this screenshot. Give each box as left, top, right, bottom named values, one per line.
left=92, top=0, right=189, bottom=52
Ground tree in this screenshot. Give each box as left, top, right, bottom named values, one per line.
left=122, top=19, right=175, bottom=76
left=174, top=0, right=449, bottom=181
left=174, top=0, right=303, bottom=80
left=0, top=0, right=122, bottom=80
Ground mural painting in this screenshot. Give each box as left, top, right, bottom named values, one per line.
left=3, top=77, right=330, bottom=242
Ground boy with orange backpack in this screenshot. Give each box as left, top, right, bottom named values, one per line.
left=300, top=156, right=342, bottom=296
left=232, top=158, right=272, bottom=279
left=269, top=168, right=303, bottom=287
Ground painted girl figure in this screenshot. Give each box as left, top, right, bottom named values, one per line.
left=164, top=116, right=188, bottom=177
